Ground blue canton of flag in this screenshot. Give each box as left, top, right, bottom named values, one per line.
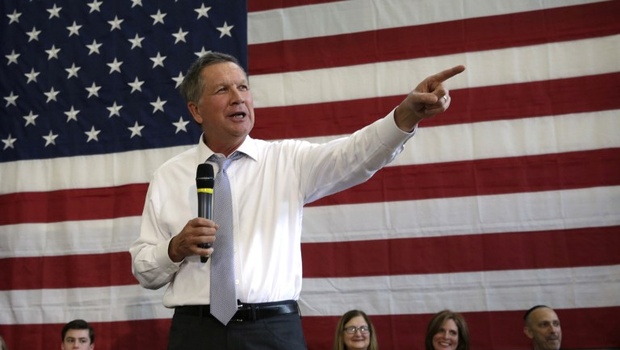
left=1, top=0, right=248, bottom=162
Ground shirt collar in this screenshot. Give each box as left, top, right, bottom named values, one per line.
left=195, top=134, right=258, bottom=163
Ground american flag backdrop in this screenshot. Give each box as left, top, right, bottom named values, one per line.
left=1, top=0, right=619, bottom=349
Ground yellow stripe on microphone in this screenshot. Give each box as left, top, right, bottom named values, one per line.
left=197, top=188, right=214, bottom=194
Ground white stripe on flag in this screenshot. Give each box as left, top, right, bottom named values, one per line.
left=302, top=187, right=620, bottom=242
left=1, top=217, right=139, bottom=258
left=299, top=264, right=620, bottom=316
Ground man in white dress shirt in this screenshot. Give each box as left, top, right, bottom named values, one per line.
left=130, top=51, right=464, bottom=349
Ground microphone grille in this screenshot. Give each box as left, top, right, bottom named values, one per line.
left=196, top=163, right=214, bottom=188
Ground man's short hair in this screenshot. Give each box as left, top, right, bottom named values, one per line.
left=61, top=319, right=95, bottom=343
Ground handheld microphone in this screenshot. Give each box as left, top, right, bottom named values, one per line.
left=196, top=163, right=215, bottom=263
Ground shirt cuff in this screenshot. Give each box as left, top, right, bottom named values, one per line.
left=155, top=237, right=183, bottom=270
left=375, top=108, right=416, bottom=149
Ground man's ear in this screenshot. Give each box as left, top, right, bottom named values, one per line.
left=188, top=102, right=202, bottom=124
left=523, top=326, right=534, bottom=339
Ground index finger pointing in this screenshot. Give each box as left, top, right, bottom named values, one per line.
left=429, top=65, right=466, bottom=83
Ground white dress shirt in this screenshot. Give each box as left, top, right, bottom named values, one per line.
left=130, top=111, right=414, bottom=307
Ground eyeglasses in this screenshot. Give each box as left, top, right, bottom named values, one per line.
left=343, top=326, right=370, bottom=334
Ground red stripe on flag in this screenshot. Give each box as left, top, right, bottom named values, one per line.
left=0, top=184, right=147, bottom=225
left=248, top=2, right=620, bottom=75
left=311, top=148, right=620, bottom=206
left=248, top=0, right=340, bottom=12
left=252, top=72, right=620, bottom=140
left=302, top=226, right=620, bottom=278
left=0, top=252, right=135, bottom=290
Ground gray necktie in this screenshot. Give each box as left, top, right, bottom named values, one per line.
left=209, top=152, right=241, bottom=325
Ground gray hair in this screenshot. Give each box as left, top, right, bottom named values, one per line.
left=179, top=52, right=246, bottom=103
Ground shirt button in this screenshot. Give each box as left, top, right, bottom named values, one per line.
left=235, top=279, right=240, bottom=285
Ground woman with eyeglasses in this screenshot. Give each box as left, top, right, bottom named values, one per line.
left=333, top=309, right=379, bottom=350
left=425, top=309, right=470, bottom=350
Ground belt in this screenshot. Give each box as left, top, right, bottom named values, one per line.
left=175, top=300, right=299, bottom=322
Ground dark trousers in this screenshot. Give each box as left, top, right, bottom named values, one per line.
left=168, top=308, right=307, bottom=350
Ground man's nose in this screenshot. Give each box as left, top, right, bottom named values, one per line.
left=230, top=88, right=245, bottom=104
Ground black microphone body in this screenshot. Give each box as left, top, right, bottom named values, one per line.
left=196, top=163, right=215, bottom=263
